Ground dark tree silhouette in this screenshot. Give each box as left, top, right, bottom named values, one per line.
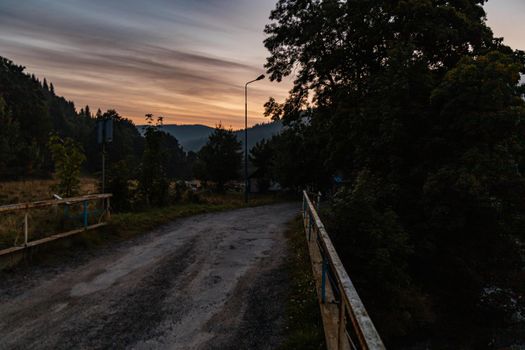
left=196, top=124, right=242, bottom=191
left=264, top=0, right=525, bottom=346
left=249, top=139, right=274, bottom=192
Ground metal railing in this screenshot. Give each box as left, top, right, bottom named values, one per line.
left=0, top=193, right=112, bottom=257
left=302, top=190, right=385, bottom=350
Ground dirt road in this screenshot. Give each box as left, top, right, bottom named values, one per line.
left=0, top=203, right=298, bottom=350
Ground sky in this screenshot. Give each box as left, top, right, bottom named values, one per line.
left=0, top=0, right=523, bottom=128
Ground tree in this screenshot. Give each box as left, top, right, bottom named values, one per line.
left=48, top=134, right=86, bottom=197
left=249, top=139, right=274, bottom=192
left=139, top=114, right=169, bottom=206
left=196, top=124, right=242, bottom=190
left=270, top=124, right=330, bottom=191
left=264, top=0, right=525, bottom=346
left=0, top=97, right=20, bottom=178
left=84, top=105, right=91, bottom=118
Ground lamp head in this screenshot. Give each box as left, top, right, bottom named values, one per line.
left=256, top=74, right=265, bottom=81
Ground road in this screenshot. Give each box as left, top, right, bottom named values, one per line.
left=0, top=203, right=298, bottom=350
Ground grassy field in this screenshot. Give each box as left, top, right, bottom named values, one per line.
left=280, top=217, right=326, bottom=350
left=0, top=178, right=295, bottom=254
left=0, top=177, right=98, bottom=205
left=0, top=178, right=100, bottom=251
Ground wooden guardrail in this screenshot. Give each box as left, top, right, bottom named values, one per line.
left=302, top=190, right=385, bottom=350
left=0, top=193, right=112, bottom=257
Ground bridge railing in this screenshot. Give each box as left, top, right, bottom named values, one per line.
left=0, top=193, right=112, bottom=257
left=302, top=190, right=385, bottom=350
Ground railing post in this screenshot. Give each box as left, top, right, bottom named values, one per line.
left=302, top=189, right=385, bottom=350
left=106, top=197, right=111, bottom=219
left=305, top=206, right=309, bottom=228
left=308, top=215, right=313, bottom=241
left=83, top=200, right=88, bottom=229
left=338, top=293, right=346, bottom=350
left=302, top=192, right=306, bottom=216
left=24, top=209, right=29, bottom=246
left=321, top=255, right=328, bottom=304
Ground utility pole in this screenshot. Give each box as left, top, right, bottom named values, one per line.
left=102, top=142, right=106, bottom=193
left=97, top=117, right=113, bottom=194
left=244, top=74, right=265, bottom=204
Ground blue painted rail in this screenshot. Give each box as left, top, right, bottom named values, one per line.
left=302, top=190, right=385, bottom=350
left=0, top=193, right=112, bottom=257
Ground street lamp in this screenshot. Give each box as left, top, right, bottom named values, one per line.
left=244, top=74, right=265, bottom=204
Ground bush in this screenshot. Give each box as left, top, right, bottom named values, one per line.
left=325, top=170, right=432, bottom=340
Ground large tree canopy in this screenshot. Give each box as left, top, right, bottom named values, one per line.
left=264, top=0, right=525, bottom=347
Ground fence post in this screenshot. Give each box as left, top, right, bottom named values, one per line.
left=338, top=297, right=346, bottom=350
left=83, top=200, right=88, bottom=228
left=106, top=197, right=111, bottom=219
left=308, top=215, right=313, bottom=241
left=24, top=210, right=29, bottom=246
left=316, top=191, right=321, bottom=211
left=321, top=255, right=328, bottom=303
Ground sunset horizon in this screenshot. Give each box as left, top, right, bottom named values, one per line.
left=1, top=0, right=523, bottom=128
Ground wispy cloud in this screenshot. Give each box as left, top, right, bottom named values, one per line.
left=1, top=0, right=518, bottom=128
left=0, top=0, right=292, bottom=127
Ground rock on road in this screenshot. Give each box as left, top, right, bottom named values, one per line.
left=0, top=203, right=298, bottom=350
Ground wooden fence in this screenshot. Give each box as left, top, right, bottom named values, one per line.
left=302, top=190, right=385, bottom=350
left=0, top=193, right=112, bottom=257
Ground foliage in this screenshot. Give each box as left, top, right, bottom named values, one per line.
left=139, top=114, right=170, bottom=206
left=264, top=0, right=525, bottom=346
left=0, top=57, right=153, bottom=181
left=47, top=134, right=86, bottom=197
left=0, top=97, right=20, bottom=177
left=195, top=124, right=242, bottom=190
left=325, top=171, right=431, bottom=339
left=270, top=124, right=330, bottom=192
left=0, top=57, right=98, bottom=178
left=249, top=139, right=274, bottom=192
left=106, top=160, right=133, bottom=212
left=85, top=110, right=144, bottom=174
left=280, top=217, right=326, bottom=350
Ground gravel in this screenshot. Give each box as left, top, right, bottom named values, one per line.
left=0, top=203, right=298, bottom=350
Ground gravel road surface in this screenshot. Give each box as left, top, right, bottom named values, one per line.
left=0, top=203, right=298, bottom=350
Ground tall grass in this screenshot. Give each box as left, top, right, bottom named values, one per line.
left=0, top=177, right=98, bottom=205
left=0, top=178, right=99, bottom=251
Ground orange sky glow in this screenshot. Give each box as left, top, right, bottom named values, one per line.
left=0, top=0, right=521, bottom=128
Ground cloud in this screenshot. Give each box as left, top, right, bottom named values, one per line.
left=0, top=0, right=291, bottom=127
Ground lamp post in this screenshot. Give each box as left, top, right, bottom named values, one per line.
left=244, top=74, right=265, bottom=204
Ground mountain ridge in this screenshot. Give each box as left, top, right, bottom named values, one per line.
left=137, top=121, right=283, bottom=152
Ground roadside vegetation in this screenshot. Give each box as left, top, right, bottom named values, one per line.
left=0, top=184, right=292, bottom=267
left=280, top=217, right=326, bottom=350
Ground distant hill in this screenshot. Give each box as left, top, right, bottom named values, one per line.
left=138, top=121, right=283, bottom=152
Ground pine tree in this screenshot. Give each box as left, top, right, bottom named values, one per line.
left=85, top=105, right=91, bottom=118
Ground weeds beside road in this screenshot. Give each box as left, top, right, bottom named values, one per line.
left=280, top=218, right=326, bottom=350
